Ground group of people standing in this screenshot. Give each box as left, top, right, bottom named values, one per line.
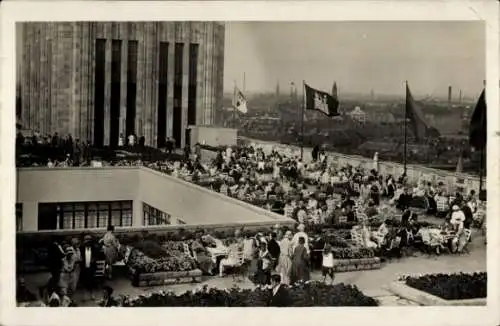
left=238, top=224, right=314, bottom=286
left=36, top=225, right=122, bottom=306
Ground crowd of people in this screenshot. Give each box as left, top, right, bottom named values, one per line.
left=17, top=225, right=123, bottom=307
left=185, top=225, right=311, bottom=287
left=16, top=132, right=486, bottom=307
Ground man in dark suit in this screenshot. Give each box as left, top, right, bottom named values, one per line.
left=47, top=239, right=65, bottom=290
left=267, top=232, right=281, bottom=269
left=268, top=274, right=291, bottom=307
left=80, top=235, right=99, bottom=301
left=396, top=188, right=412, bottom=211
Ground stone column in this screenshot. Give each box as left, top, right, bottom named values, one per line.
left=166, top=25, right=175, bottom=139
left=181, top=24, right=190, bottom=149
left=195, top=22, right=204, bottom=126
left=103, top=23, right=112, bottom=146
left=135, top=23, right=145, bottom=138
left=150, top=23, right=160, bottom=147
left=119, top=29, right=128, bottom=139
left=71, top=22, right=80, bottom=139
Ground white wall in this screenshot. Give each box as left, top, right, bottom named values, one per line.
left=17, top=166, right=292, bottom=232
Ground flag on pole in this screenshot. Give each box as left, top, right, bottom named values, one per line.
left=304, top=83, right=339, bottom=117
left=469, top=89, right=486, bottom=150
left=332, top=82, right=338, bottom=100
left=405, top=83, right=440, bottom=140
left=233, top=86, right=248, bottom=114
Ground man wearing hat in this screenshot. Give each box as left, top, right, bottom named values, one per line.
left=80, top=235, right=99, bottom=301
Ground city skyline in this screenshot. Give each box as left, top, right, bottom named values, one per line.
left=224, top=21, right=485, bottom=98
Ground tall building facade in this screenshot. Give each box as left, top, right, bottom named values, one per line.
left=17, top=22, right=225, bottom=148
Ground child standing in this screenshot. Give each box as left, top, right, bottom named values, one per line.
left=322, top=243, right=335, bottom=285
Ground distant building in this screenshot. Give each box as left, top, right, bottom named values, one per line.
left=17, top=21, right=225, bottom=149
left=367, top=112, right=396, bottom=123
left=348, top=106, right=366, bottom=123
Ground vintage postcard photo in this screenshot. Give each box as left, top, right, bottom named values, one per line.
left=1, top=1, right=499, bottom=326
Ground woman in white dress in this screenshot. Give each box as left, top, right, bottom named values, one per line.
left=277, top=231, right=293, bottom=285
left=291, top=224, right=310, bottom=254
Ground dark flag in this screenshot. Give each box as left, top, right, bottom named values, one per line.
left=469, top=89, right=486, bottom=150
left=405, top=83, right=440, bottom=140
left=332, top=82, right=338, bottom=100
left=304, top=83, right=339, bottom=117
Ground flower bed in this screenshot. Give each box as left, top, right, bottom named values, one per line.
left=127, top=240, right=197, bottom=273
left=402, top=272, right=487, bottom=301
left=117, top=282, right=378, bottom=307
left=334, top=257, right=381, bottom=272
left=127, top=240, right=202, bottom=287
left=331, top=247, right=376, bottom=259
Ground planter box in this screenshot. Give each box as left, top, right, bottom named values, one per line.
left=131, top=268, right=203, bottom=287
left=388, top=281, right=486, bottom=306
left=333, top=257, right=381, bottom=272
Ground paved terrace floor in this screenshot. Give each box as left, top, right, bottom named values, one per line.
left=21, top=224, right=486, bottom=307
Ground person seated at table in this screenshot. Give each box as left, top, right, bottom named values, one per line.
left=219, top=181, right=229, bottom=196
left=191, top=234, right=215, bottom=275
left=460, top=203, right=473, bottom=231
left=296, top=204, right=308, bottom=224
left=341, top=195, right=355, bottom=210
left=450, top=205, right=465, bottom=233
left=320, top=169, right=330, bottom=185
left=219, top=241, right=243, bottom=277
left=365, top=200, right=379, bottom=218
left=373, top=219, right=390, bottom=246
left=344, top=204, right=357, bottom=223
left=283, top=200, right=294, bottom=218
left=359, top=221, right=377, bottom=249
left=369, top=182, right=381, bottom=206
left=396, top=187, right=412, bottom=211
left=309, top=208, right=321, bottom=225
left=466, top=193, right=478, bottom=214
left=307, top=196, right=318, bottom=210
left=318, top=205, right=329, bottom=225
left=386, top=176, right=396, bottom=199
left=325, top=194, right=336, bottom=214
left=424, top=182, right=437, bottom=213
left=236, top=183, right=248, bottom=199
left=401, top=209, right=412, bottom=226
left=450, top=192, right=464, bottom=208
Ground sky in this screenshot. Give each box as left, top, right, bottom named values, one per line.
left=224, top=21, right=485, bottom=98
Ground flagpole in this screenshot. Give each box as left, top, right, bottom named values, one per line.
left=233, top=81, right=237, bottom=129
left=300, top=81, right=305, bottom=160
left=479, top=146, right=484, bottom=194
left=403, top=80, right=408, bottom=174
left=243, top=72, right=246, bottom=93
